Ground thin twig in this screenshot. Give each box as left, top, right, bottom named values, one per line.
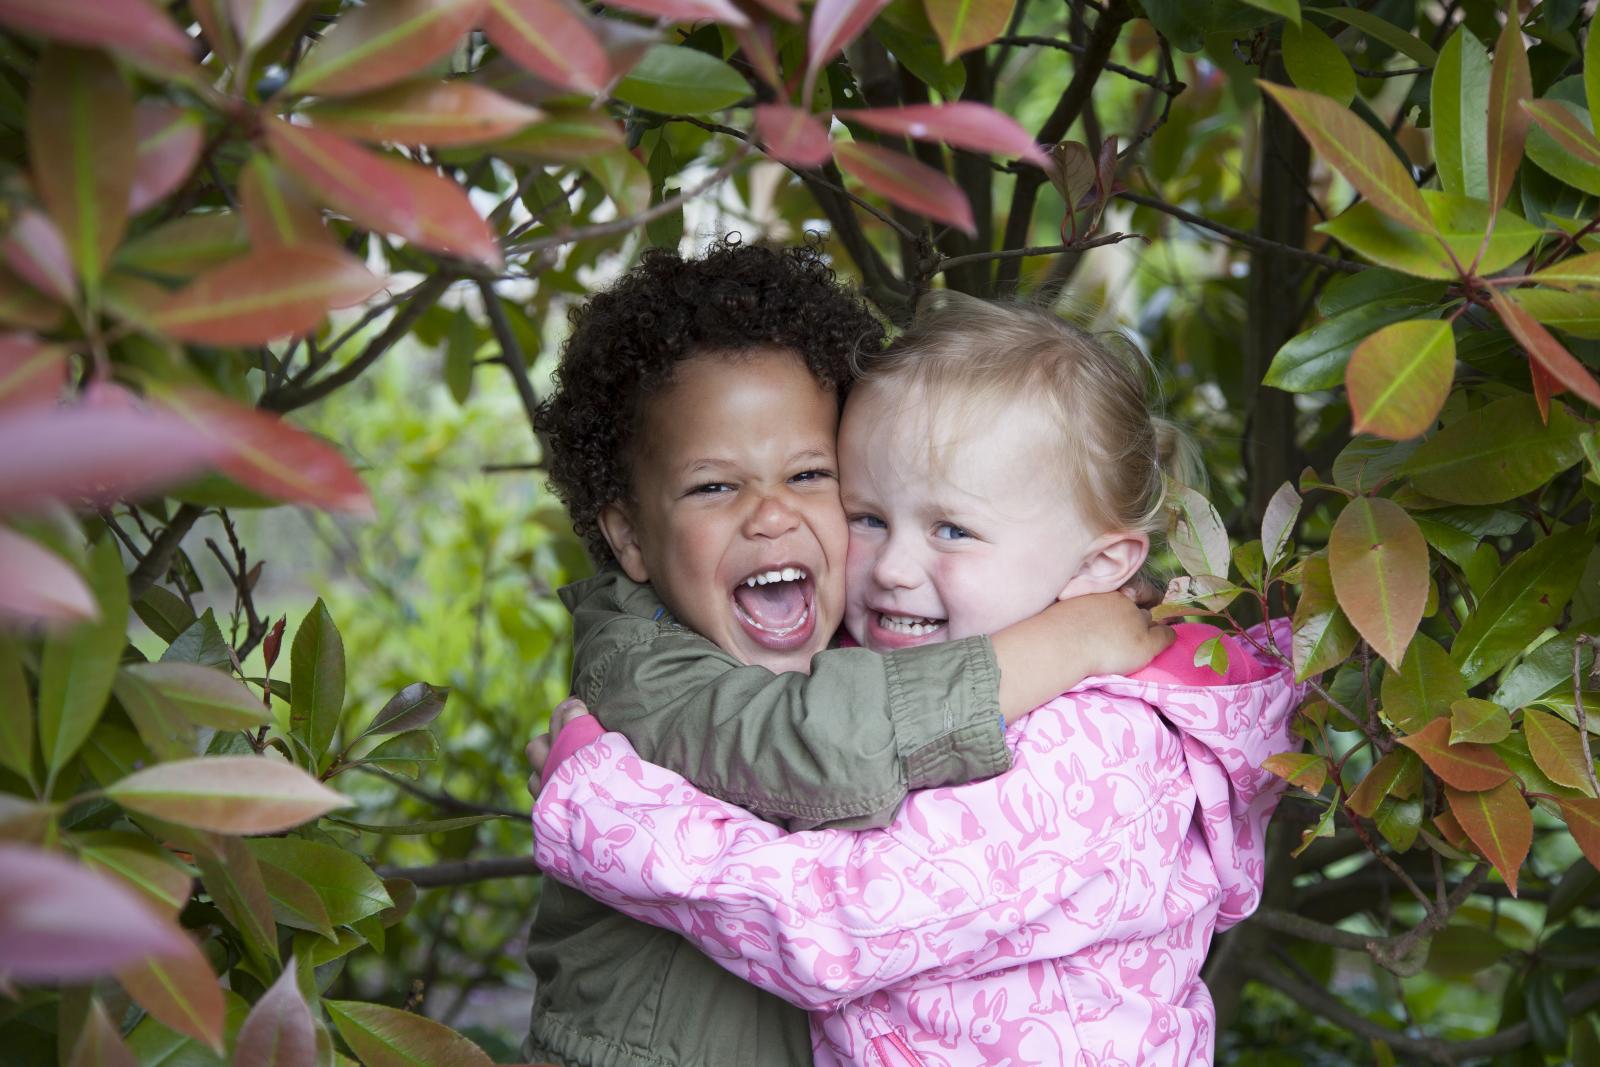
left=992, top=34, right=1177, bottom=91
left=1118, top=190, right=1363, bottom=273
left=376, top=856, right=540, bottom=888
left=127, top=503, right=205, bottom=600
left=477, top=280, right=544, bottom=450
left=348, top=764, right=525, bottom=819
left=930, top=232, right=1148, bottom=276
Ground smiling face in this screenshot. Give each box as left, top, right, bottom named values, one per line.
left=598, top=348, right=847, bottom=674
left=840, top=380, right=1145, bottom=653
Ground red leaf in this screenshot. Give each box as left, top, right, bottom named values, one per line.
left=228, top=0, right=306, bottom=52
left=116, top=931, right=226, bottom=1052
left=128, top=104, right=205, bottom=215
left=731, top=23, right=784, bottom=91
left=285, top=0, right=487, bottom=97
left=0, top=0, right=194, bottom=77
left=264, top=119, right=503, bottom=268
left=850, top=102, right=1049, bottom=166
left=155, top=387, right=373, bottom=515
left=483, top=0, right=611, bottom=95
left=601, top=0, right=748, bottom=27
left=234, top=961, right=318, bottom=1067
left=68, top=1000, right=138, bottom=1067
left=1327, top=496, right=1428, bottom=668
left=0, top=525, right=97, bottom=624
left=239, top=154, right=332, bottom=249
left=1489, top=285, right=1600, bottom=408
left=151, top=246, right=383, bottom=344
left=0, top=843, right=190, bottom=981
left=754, top=105, right=832, bottom=168
left=1560, top=796, right=1600, bottom=870
left=834, top=140, right=975, bottom=235
left=1445, top=780, right=1532, bottom=896
left=305, top=80, right=543, bottom=147
left=1396, top=717, right=1513, bottom=791
left=3, top=208, right=79, bottom=303
left=0, top=332, right=66, bottom=411
left=808, top=0, right=892, bottom=80
left=1486, top=16, right=1531, bottom=212
left=1530, top=361, right=1557, bottom=422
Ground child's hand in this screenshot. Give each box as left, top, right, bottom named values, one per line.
left=1057, top=591, right=1175, bottom=678
left=526, top=697, right=590, bottom=800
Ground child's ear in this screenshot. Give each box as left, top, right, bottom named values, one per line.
left=1058, top=531, right=1150, bottom=600
left=597, top=504, right=650, bottom=584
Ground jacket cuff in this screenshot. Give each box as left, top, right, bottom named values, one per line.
left=540, top=714, right=607, bottom=790
left=884, top=635, right=1010, bottom=790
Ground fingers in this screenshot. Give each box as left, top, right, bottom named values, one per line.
left=553, top=696, right=589, bottom=730
left=525, top=738, right=550, bottom=799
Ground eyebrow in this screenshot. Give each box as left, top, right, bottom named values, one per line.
left=682, top=448, right=833, bottom=476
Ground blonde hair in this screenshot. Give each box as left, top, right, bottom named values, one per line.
left=856, top=290, right=1200, bottom=537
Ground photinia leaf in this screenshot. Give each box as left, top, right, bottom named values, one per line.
left=246, top=838, right=392, bottom=926
left=68, top=999, right=138, bottom=1067
left=121, top=662, right=270, bottom=730
left=1521, top=99, right=1600, bottom=172
left=0, top=843, right=189, bottom=982
left=731, top=23, right=783, bottom=91
left=1258, top=81, right=1432, bottom=235
left=1510, top=287, right=1600, bottom=340
left=1261, top=481, right=1301, bottom=568
left=490, top=108, right=625, bottom=163
left=103, top=756, right=351, bottom=833
left=482, top=0, right=610, bottom=95
left=1402, top=395, right=1586, bottom=504
left=1450, top=698, right=1512, bottom=745
left=583, top=147, right=651, bottom=217
left=128, top=104, right=204, bottom=216
left=116, top=212, right=251, bottom=279
left=1397, top=717, right=1513, bottom=792
left=1375, top=794, right=1423, bottom=852
left=1262, top=751, right=1327, bottom=795
left=290, top=597, right=346, bottom=766
left=238, top=155, right=330, bottom=249
left=1445, top=779, right=1532, bottom=896
left=1528, top=251, right=1600, bottom=290
left=1346, top=319, right=1455, bottom=440
left=2, top=208, right=77, bottom=303
left=1492, top=282, right=1600, bottom=413
left=256, top=858, right=335, bottom=940
left=1166, top=482, right=1230, bottom=583
left=809, top=0, right=893, bottom=81
left=1451, top=523, right=1591, bottom=687
left=1560, top=797, right=1600, bottom=870
left=228, top=0, right=305, bottom=53
left=285, top=0, right=487, bottom=97
left=1264, top=297, right=1440, bottom=392
left=834, top=140, right=976, bottom=235
left=613, top=44, right=752, bottom=116
left=1485, top=14, right=1531, bottom=212
left=0, top=266, right=65, bottom=331
left=150, top=245, right=383, bottom=344
left=753, top=105, right=832, bottom=168
left=28, top=47, right=135, bottom=296
left=1309, top=6, right=1436, bottom=64
left=1292, top=554, right=1359, bottom=681
left=1346, top=748, right=1422, bottom=819
left=1379, top=633, right=1465, bottom=734
left=37, top=536, right=127, bottom=789
left=188, top=833, right=278, bottom=969
left=602, top=0, right=747, bottom=25
left=116, top=931, right=225, bottom=1052
left=365, top=681, right=450, bottom=735
left=1282, top=17, right=1354, bottom=105
left=325, top=1000, right=495, bottom=1067
left=0, top=635, right=35, bottom=782
left=71, top=832, right=193, bottom=916
left=0, top=0, right=194, bottom=76
left=850, top=102, right=1049, bottom=166
left=1327, top=496, right=1428, bottom=669
left=0, top=332, right=66, bottom=411
left=234, top=960, right=318, bottom=1067
left=1316, top=194, right=1540, bottom=280
left=305, top=80, right=543, bottom=146
left=1432, top=26, right=1491, bottom=199
left=924, top=0, right=1017, bottom=62
left=1523, top=708, right=1598, bottom=797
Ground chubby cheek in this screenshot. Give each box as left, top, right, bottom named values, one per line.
left=937, top=557, right=1040, bottom=641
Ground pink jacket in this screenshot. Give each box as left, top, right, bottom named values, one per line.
left=532, top=623, right=1303, bottom=1067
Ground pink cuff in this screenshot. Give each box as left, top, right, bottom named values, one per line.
left=1131, top=623, right=1271, bottom=686
left=540, top=714, right=606, bottom=789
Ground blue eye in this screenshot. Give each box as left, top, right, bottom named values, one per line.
left=851, top=514, right=887, bottom=530
left=934, top=522, right=971, bottom=541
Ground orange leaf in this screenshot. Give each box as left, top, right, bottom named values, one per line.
left=1524, top=708, right=1598, bottom=796
left=1432, top=806, right=1470, bottom=848
left=754, top=105, right=833, bottom=168
left=1397, top=717, right=1513, bottom=791
left=1486, top=16, right=1531, bottom=211
left=151, top=245, right=383, bottom=344
left=287, top=0, right=486, bottom=97
left=1262, top=751, right=1328, bottom=795
left=239, top=154, right=332, bottom=250
left=1445, top=779, right=1532, bottom=896
left=128, top=104, right=204, bottom=216
left=0, top=332, right=66, bottom=411
left=1489, top=285, right=1600, bottom=409
left=850, top=102, right=1049, bottom=166
left=1346, top=748, right=1422, bottom=818
left=1346, top=319, right=1455, bottom=440
left=1259, top=82, right=1433, bottom=235
left=834, top=141, right=975, bottom=236
left=306, top=80, right=543, bottom=147
left=482, top=0, right=610, bottom=95
left=924, top=0, right=1015, bottom=62
left=116, top=932, right=226, bottom=1052
left=1559, top=796, right=1600, bottom=870
left=1327, top=496, right=1428, bottom=668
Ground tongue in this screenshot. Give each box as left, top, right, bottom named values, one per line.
left=734, top=581, right=806, bottom=630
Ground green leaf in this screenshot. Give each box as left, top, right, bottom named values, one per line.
left=1425, top=923, right=1510, bottom=977
left=613, top=44, right=751, bottom=115
left=1510, top=286, right=1600, bottom=339
left=443, top=309, right=476, bottom=405
left=1494, top=624, right=1598, bottom=709
left=1262, top=751, right=1328, bottom=794
left=1328, top=497, right=1428, bottom=669
left=1374, top=794, right=1422, bottom=851
left=39, top=536, right=128, bottom=791
left=1346, top=748, right=1422, bottom=817
left=1485, top=13, right=1532, bottom=211
left=365, top=681, right=450, bottom=736
left=132, top=585, right=197, bottom=644
left=1432, top=27, right=1492, bottom=199
left=1167, top=483, right=1230, bottom=579
left=1345, top=320, right=1455, bottom=440
left=190, top=832, right=279, bottom=969
left=255, top=858, right=336, bottom=941
left=104, top=756, right=351, bottom=834
left=0, top=635, right=35, bottom=785
left=1450, top=698, right=1512, bottom=744
left=583, top=147, right=651, bottom=218
left=246, top=838, right=392, bottom=927
left=1332, top=434, right=1418, bottom=494
left=161, top=608, right=233, bottom=669
left=290, top=598, right=345, bottom=768
left=1379, top=634, right=1465, bottom=733
left=329, top=813, right=507, bottom=835
left=870, top=20, right=965, bottom=99
left=324, top=1000, right=495, bottom=1067
left=1403, top=396, right=1586, bottom=505
left=1261, top=481, right=1301, bottom=568
left=1317, top=269, right=1446, bottom=317
left=1282, top=18, right=1351, bottom=104
left=1446, top=779, right=1532, bottom=895
left=1265, top=297, right=1440, bottom=391
left=1193, top=635, right=1230, bottom=676
left=1526, top=88, right=1600, bottom=197
left=1451, top=524, right=1591, bottom=685
left=1308, top=6, right=1437, bottom=65
left=122, top=662, right=269, bottom=730
left=1237, top=0, right=1299, bottom=24
left=1292, top=554, right=1360, bottom=681
left=356, top=729, right=438, bottom=777
left=1316, top=193, right=1540, bottom=280
left=1524, top=708, right=1598, bottom=797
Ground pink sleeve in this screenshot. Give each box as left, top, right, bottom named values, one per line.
left=1130, top=622, right=1271, bottom=686
left=539, top=714, right=605, bottom=791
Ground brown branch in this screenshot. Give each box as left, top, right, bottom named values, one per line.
left=1117, top=190, right=1363, bottom=273
left=992, top=34, right=1177, bottom=91
left=127, top=503, right=205, bottom=600
left=929, top=232, right=1148, bottom=277
left=477, top=281, right=544, bottom=453
left=376, top=856, right=541, bottom=888
left=348, top=764, right=525, bottom=819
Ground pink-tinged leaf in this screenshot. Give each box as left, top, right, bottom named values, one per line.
left=235, top=960, right=318, bottom=1067
left=151, top=245, right=383, bottom=344
left=325, top=1000, right=496, bottom=1067
left=1259, top=81, right=1433, bottom=235
left=1523, top=708, right=1598, bottom=797
left=0, top=267, right=64, bottom=331
left=0, top=332, right=66, bottom=411
left=0, top=843, right=190, bottom=981
left=601, top=0, right=747, bottom=27
left=1261, top=751, right=1327, bottom=795
left=0, top=0, right=194, bottom=76
left=1445, top=780, right=1531, bottom=896
left=228, top=0, right=305, bottom=52
left=1346, top=319, right=1455, bottom=440
left=1561, top=797, right=1600, bottom=870
left=264, top=119, right=503, bottom=268
left=1530, top=361, right=1556, bottom=422
left=285, top=0, right=487, bottom=97
left=1327, top=496, right=1428, bottom=668
left=116, top=932, right=225, bottom=1052
left=102, top=755, right=352, bottom=833
left=1522, top=98, right=1600, bottom=170
left=128, top=104, right=204, bottom=216
left=1528, top=250, right=1600, bottom=290
left=925, top=0, right=1016, bottom=62
left=189, top=0, right=237, bottom=66
left=0, top=525, right=96, bottom=624
left=483, top=0, right=610, bottom=95
left=1489, top=285, right=1600, bottom=409
left=808, top=0, right=892, bottom=79
left=28, top=48, right=135, bottom=293
left=491, top=108, right=625, bottom=162
left=156, top=386, right=373, bottom=514
left=1485, top=16, right=1531, bottom=212
left=754, top=105, right=832, bottom=167
left=306, top=80, right=542, bottom=146
left=67, top=1000, right=138, bottom=1067
left=850, top=102, right=1049, bottom=166
left=834, top=140, right=975, bottom=235
left=2, top=208, right=77, bottom=303
left=239, top=155, right=331, bottom=249
left=115, top=213, right=252, bottom=279
left=1396, top=717, right=1513, bottom=792
left=731, top=23, right=783, bottom=91
left=1346, top=748, right=1422, bottom=818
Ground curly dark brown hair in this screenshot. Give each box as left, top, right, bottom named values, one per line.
left=537, top=237, right=885, bottom=562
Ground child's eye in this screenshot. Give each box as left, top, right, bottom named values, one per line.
left=689, top=483, right=733, bottom=496
left=933, top=522, right=971, bottom=541
left=791, top=469, right=836, bottom=484
left=850, top=514, right=887, bottom=530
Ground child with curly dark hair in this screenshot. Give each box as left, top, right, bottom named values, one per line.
left=522, top=237, right=1171, bottom=1067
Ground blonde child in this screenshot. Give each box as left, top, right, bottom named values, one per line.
left=531, top=293, right=1304, bottom=1067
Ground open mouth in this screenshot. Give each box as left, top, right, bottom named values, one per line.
left=864, top=609, right=948, bottom=649
left=731, top=565, right=816, bottom=651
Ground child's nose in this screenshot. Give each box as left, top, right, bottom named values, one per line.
left=870, top=538, right=919, bottom=589
left=743, top=489, right=800, bottom=538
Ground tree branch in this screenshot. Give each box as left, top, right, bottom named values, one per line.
left=477, top=280, right=543, bottom=450
left=127, top=503, right=205, bottom=600
left=928, top=232, right=1148, bottom=277
left=377, top=856, right=541, bottom=888
left=1118, top=191, right=1362, bottom=273
left=348, top=764, right=525, bottom=819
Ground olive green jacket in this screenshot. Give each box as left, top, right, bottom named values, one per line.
left=524, top=568, right=1009, bottom=1067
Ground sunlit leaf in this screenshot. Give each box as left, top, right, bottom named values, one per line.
left=753, top=105, right=832, bottom=168
left=1522, top=98, right=1600, bottom=172
left=325, top=1000, right=495, bottom=1067
left=1432, top=26, right=1491, bottom=199
left=38, top=536, right=126, bottom=788
left=924, top=0, right=1016, bottom=62
left=290, top=597, right=346, bottom=766
left=103, top=756, right=351, bottom=833
left=1327, top=496, right=1427, bottom=669
left=850, top=102, right=1048, bottom=166
left=809, top=0, right=893, bottom=80
left=482, top=0, right=610, bottom=95
left=1346, top=320, right=1454, bottom=440
left=1282, top=18, right=1352, bottom=105
left=1167, top=482, right=1229, bottom=581
left=1262, top=751, right=1326, bottom=795
left=1397, top=717, right=1513, bottom=792
left=1485, top=14, right=1531, bottom=211
left=1445, top=779, right=1531, bottom=896
left=128, top=104, right=204, bottom=216
left=247, top=838, right=392, bottom=927
left=151, top=245, right=383, bottom=344
left=613, top=44, right=752, bottom=115
left=122, top=662, right=269, bottom=730
left=116, top=931, right=225, bottom=1052
left=1379, top=634, right=1465, bottom=733
left=1528, top=251, right=1600, bottom=290
left=305, top=80, right=542, bottom=146
left=1403, top=396, right=1586, bottom=504
left=1524, top=708, right=1598, bottom=797
left=1346, top=748, right=1421, bottom=819
left=1450, top=698, right=1511, bottom=745
left=1292, top=554, right=1358, bottom=681
left=1319, top=194, right=1541, bottom=282
left=1452, top=524, right=1590, bottom=686
left=286, top=0, right=486, bottom=97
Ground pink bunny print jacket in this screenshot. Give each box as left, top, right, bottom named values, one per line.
left=532, top=622, right=1305, bottom=1067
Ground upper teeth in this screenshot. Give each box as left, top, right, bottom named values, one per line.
left=879, top=613, right=943, bottom=636
left=743, top=567, right=805, bottom=587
